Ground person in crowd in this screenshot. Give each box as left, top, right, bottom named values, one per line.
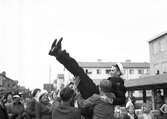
left=114, top=106, right=130, bottom=119
left=0, top=95, right=9, bottom=119
left=77, top=79, right=115, bottom=119
left=126, top=97, right=133, bottom=109
left=126, top=102, right=138, bottom=119
left=138, top=103, right=154, bottom=119
left=6, top=93, right=13, bottom=104
left=35, top=91, right=52, bottom=119
left=160, top=97, right=167, bottom=119
left=114, top=106, right=122, bottom=119
left=51, top=91, right=61, bottom=109
left=5, top=93, right=14, bottom=112
left=154, top=89, right=163, bottom=110
left=52, top=87, right=81, bottom=119
left=26, top=88, right=41, bottom=119
left=7, top=94, right=25, bottom=119
left=31, top=88, right=41, bottom=102
left=48, top=38, right=126, bottom=105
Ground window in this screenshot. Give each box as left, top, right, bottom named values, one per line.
left=160, top=39, right=166, bottom=52
left=153, top=42, right=159, bottom=54
left=138, top=69, right=144, bottom=74
left=162, top=62, right=167, bottom=73
left=85, top=69, right=92, bottom=74
left=97, top=69, right=101, bottom=74
left=123, top=69, right=126, bottom=74
left=105, top=69, right=111, bottom=74
left=129, top=69, right=134, bottom=74
left=146, top=69, right=150, bottom=74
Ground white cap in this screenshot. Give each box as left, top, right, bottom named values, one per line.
left=13, top=95, right=20, bottom=98
left=116, top=63, right=124, bottom=75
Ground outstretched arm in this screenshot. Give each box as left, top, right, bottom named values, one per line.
left=49, top=38, right=99, bottom=99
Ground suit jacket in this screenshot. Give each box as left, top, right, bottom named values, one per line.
left=0, top=103, right=9, bottom=119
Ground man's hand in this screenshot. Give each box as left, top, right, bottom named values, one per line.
left=49, top=37, right=63, bottom=56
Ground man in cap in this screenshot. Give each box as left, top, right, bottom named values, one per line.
left=7, top=94, right=24, bottom=119
left=107, top=63, right=126, bottom=105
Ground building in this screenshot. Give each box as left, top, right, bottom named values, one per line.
left=0, top=72, right=17, bottom=89
left=149, top=32, right=167, bottom=75
left=0, top=72, right=18, bottom=96
left=43, top=83, right=54, bottom=92
left=77, top=60, right=150, bottom=85
left=63, top=60, right=150, bottom=85
left=125, top=32, right=167, bottom=110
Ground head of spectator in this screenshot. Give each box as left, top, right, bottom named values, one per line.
left=60, top=87, right=75, bottom=106
left=114, top=105, right=121, bottom=118
left=99, top=79, right=112, bottom=94
left=141, top=103, right=151, bottom=114
left=126, top=103, right=135, bottom=115
left=13, top=94, right=21, bottom=104
left=38, top=92, right=50, bottom=104
left=6, top=93, right=13, bottom=103
left=32, top=88, right=41, bottom=101
left=32, top=88, right=41, bottom=97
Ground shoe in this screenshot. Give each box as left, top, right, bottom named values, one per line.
left=49, top=38, right=63, bottom=56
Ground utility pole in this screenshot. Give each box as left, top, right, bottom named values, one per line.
left=49, top=64, right=51, bottom=84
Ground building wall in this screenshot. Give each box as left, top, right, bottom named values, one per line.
left=81, top=67, right=149, bottom=85
left=149, top=35, right=167, bottom=75
left=62, top=62, right=150, bottom=87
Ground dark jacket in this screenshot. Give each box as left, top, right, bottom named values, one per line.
left=77, top=93, right=115, bottom=119
left=0, top=103, right=9, bottom=119
left=35, top=102, right=52, bottom=119
left=26, top=98, right=37, bottom=119
left=107, top=77, right=126, bottom=105
left=52, top=104, right=81, bottom=119
left=6, top=102, right=24, bottom=119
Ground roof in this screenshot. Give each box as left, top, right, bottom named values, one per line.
left=149, top=32, right=167, bottom=43
left=78, top=62, right=150, bottom=68
left=125, top=73, right=167, bottom=90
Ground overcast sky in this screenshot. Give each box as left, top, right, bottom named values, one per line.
left=0, top=0, right=167, bottom=89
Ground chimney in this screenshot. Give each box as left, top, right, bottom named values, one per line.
left=125, top=59, right=131, bottom=63
left=97, top=59, right=102, bottom=62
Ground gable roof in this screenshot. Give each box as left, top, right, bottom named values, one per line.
left=149, top=32, right=167, bottom=43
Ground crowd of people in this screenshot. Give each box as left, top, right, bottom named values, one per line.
left=0, top=37, right=167, bottom=119
left=0, top=85, right=161, bottom=119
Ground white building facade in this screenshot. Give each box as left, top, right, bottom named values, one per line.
left=149, top=32, right=167, bottom=75
left=63, top=60, right=150, bottom=85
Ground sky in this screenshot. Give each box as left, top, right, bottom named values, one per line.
left=0, top=0, right=167, bottom=89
